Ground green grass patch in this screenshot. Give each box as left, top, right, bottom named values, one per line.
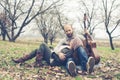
left=97, top=46, right=120, bottom=54
left=97, top=46, right=120, bottom=62
left=0, top=40, right=120, bottom=80
left=0, top=75, right=13, bottom=80
left=75, top=76, right=82, bottom=80
left=115, top=73, right=120, bottom=80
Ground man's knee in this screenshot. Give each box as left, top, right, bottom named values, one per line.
left=40, top=43, right=47, bottom=47
left=76, top=46, right=85, bottom=53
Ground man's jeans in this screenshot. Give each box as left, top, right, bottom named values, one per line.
left=66, top=58, right=74, bottom=68
left=75, top=46, right=88, bottom=71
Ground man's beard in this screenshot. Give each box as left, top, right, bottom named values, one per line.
left=67, top=33, right=73, bottom=38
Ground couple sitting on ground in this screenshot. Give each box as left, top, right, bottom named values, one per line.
left=12, top=24, right=100, bottom=76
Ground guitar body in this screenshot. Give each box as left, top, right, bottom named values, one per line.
left=83, top=39, right=100, bottom=64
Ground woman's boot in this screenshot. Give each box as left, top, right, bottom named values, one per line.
left=34, top=51, right=43, bottom=67
left=12, top=49, right=37, bottom=63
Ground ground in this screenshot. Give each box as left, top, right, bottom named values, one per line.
left=0, top=39, right=120, bottom=80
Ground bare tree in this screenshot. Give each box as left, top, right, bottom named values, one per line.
left=78, top=0, right=102, bottom=37
left=46, top=6, right=69, bottom=45
left=0, top=0, right=60, bottom=42
left=102, top=0, right=120, bottom=50
left=35, top=1, right=68, bottom=45
left=0, top=13, right=11, bottom=40
left=35, top=9, right=61, bottom=44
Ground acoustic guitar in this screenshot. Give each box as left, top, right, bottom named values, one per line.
left=83, top=13, right=100, bottom=64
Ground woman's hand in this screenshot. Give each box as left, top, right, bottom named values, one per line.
left=58, top=52, right=66, bottom=61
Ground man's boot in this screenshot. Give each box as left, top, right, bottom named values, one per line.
left=34, top=51, right=43, bottom=67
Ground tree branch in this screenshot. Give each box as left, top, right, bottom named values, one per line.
left=113, top=34, right=120, bottom=39
left=111, top=19, right=120, bottom=34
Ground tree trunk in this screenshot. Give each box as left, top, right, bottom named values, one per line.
left=108, top=34, right=115, bottom=50
left=2, top=33, right=6, bottom=41
left=50, top=39, right=53, bottom=45
left=44, top=38, right=48, bottom=44
left=9, top=38, right=15, bottom=42
left=1, top=29, right=7, bottom=41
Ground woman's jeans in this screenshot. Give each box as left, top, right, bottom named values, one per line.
left=29, top=43, right=52, bottom=64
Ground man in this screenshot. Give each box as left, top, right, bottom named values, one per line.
left=12, top=24, right=95, bottom=76
left=59, top=24, right=95, bottom=75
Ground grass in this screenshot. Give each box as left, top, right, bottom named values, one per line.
left=75, top=76, right=82, bottom=80
left=0, top=40, right=120, bottom=80
left=0, top=40, right=39, bottom=80
left=97, top=46, right=120, bottom=62
left=115, top=73, right=120, bottom=80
